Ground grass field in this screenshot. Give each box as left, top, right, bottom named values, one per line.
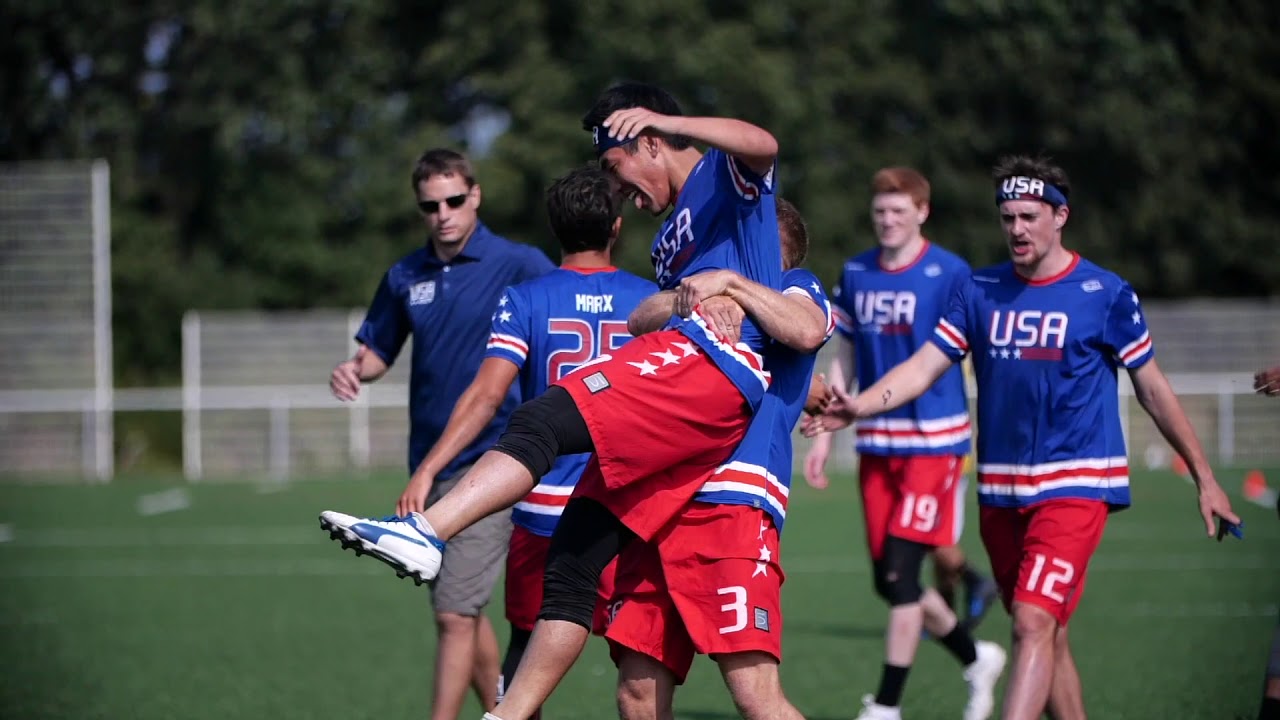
left=1, top=467, right=1277, bottom=720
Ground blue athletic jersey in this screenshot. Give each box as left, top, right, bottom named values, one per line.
left=355, top=224, right=555, bottom=476
left=652, top=148, right=782, bottom=411
left=831, top=242, right=972, bottom=456
left=930, top=254, right=1152, bottom=509
left=485, top=266, right=657, bottom=536
left=693, top=268, right=834, bottom=532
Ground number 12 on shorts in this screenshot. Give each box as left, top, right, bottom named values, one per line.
left=1026, top=553, right=1075, bottom=603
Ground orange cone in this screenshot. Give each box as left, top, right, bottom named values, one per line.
left=1243, top=469, right=1268, bottom=501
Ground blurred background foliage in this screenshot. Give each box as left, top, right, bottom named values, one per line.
left=4, top=0, right=1277, bottom=385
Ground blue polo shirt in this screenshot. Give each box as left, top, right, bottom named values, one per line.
left=355, top=222, right=555, bottom=477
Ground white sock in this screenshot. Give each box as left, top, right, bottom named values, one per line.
left=410, top=512, right=437, bottom=536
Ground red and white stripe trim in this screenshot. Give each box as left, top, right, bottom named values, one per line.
left=1116, top=330, right=1153, bottom=367
left=724, top=155, right=773, bottom=202
left=687, top=310, right=772, bottom=393
left=933, top=318, right=968, bottom=353
left=696, top=460, right=789, bottom=520
left=514, top=482, right=574, bottom=517
left=977, top=456, right=1130, bottom=498
left=487, top=332, right=529, bottom=361
left=855, top=412, right=971, bottom=450
left=783, top=286, right=836, bottom=340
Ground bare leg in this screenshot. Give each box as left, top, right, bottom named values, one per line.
left=716, top=651, right=805, bottom=720
left=432, top=612, right=482, bottom=720
left=615, top=649, right=677, bottom=720
left=490, top=619, right=591, bottom=720
left=471, top=614, right=502, bottom=711
left=1000, top=602, right=1058, bottom=720
left=421, top=452, right=534, bottom=540
left=1045, top=625, right=1085, bottom=720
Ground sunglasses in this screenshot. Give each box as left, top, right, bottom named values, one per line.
left=417, top=193, right=468, bottom=214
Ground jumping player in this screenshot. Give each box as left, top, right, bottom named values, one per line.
left=804, top=167, right=1004, bottom=720
left=608, top=198, right=830, bottom=720
left=806, top=154, right=1240, bottom=720
left=320, top=83, right=820, bottom=720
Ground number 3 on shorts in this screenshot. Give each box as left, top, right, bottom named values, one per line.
left=1026, top=553, right=1075, bottom=603
left=717, top=585, right=747, bottom=634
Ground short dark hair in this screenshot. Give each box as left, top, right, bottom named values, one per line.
left=411, top=148, right=475, bottom=192
left=545, top=166, right=621, bottom=254
left=581, top=82, right=692, bottom=154
left=991, top=154, right=1071, bottom=201
left=777, top=197, right=808, bottom=270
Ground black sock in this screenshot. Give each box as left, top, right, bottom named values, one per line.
left=938, top=586, right=957, bottom=611
left=1260, top=696, right=1280, bottom=720
left=939, top=624, right=979, bottom=666
left=874, top=663, right=911, bottom=707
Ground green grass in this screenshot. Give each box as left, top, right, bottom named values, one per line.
left=0, top=468, right=1276, bottom=719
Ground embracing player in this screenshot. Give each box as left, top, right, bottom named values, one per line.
left=805, top=167, right=1004, bottom=720
left=320, top=82, right=820, bottom=720
left=807, top=154, right=1239, bottom=720
left=609, top=198, right=830, bottom=720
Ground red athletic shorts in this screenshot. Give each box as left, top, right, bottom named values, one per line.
left=979, top=499, right=1109, bottom=625
left=604, top=503, right=783, bottom=684
left=859, top=454, right=967, bottom=560
left=555, top=330, right=753, bottom=541
left=504, top=525, right=616, bottom=635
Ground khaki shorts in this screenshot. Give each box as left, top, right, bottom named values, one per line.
left=425, top=465, right=513, bottom=616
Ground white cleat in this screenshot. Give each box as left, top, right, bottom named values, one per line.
left=854, top=694, right=902, bottom=720
left=318, top=510, right=444, bottom=584
left=963, top=640, right=1007, bottom=720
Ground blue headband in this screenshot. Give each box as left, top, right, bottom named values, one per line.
left=591, top=125, right=632, bottom=157
left=995, top=176, right=1068, bottom=207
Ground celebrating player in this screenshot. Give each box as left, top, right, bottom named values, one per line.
left=806, top=154, right=1240, bottom=720
left=1251, top=363, right=1280, bottom=720
left=327, top=148, right=554, bottom=720
left=608, top=197, right=828, bottom=720
left=804, top=167, right=1004, bottom=720
left=321, top=82, right=821, bottom=720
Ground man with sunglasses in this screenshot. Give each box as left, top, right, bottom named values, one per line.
left=329, top=147, right=555, bottom=720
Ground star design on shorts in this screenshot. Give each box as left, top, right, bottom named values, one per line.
left=1000, top=348, right=1010, bottom=359
left=651, top=348, right=681, bottom=366
left=757, top=522, right=768, bottom=540
left=627, top=359, right=659, bottom=376
left=753, top=543, right=773, bottom=578
left=498, top=310, right=512, bottom=323
left=1131, top=311, right=1141, bottom=325
left=498, top=295, right=509, bottom=307
left=672, top=341, right=699, bottom=357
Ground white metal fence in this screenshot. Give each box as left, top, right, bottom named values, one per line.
left=0, top=160, right=112, bottom=479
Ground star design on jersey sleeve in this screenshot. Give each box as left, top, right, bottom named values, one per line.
left=1131, top=310, right=1141, bottom=324
left=810, top=281, right=821, bottom=295
left=1131, top=291, right=1140, bottom=305
left=499, top=310, right=512, bottom=323
left=498, top=295, right=509, bottom=307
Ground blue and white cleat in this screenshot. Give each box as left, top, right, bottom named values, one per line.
left=319, top=510, right=445, bottom=585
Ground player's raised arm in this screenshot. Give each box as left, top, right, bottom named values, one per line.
left=601, top=110, right=777, bottom=177
left=804, top=343, right=953, bottom=437
left=1127, top=359, right=1240, bottom=537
